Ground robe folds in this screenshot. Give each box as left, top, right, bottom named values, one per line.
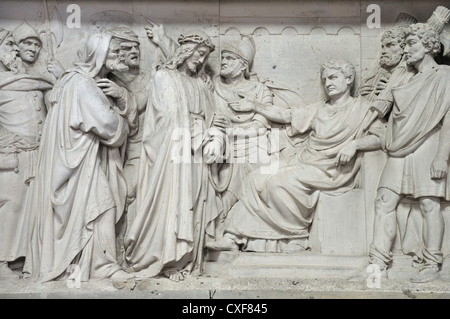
left=125, top=68, right=222, bottom=278
left=225, top=96, right=379, bottom=250
left=210, top=77, right=273, bottom=219
left=0, top=72, right=53, bottom=262
left=23, top=70, right=133, bottom=282
left=379, top=65, right=450, bottom=199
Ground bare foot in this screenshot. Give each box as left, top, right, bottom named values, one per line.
left=163, top=269, right=185, bottom=282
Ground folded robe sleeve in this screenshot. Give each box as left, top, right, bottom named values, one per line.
left=69, top=76, right=129, bottom=148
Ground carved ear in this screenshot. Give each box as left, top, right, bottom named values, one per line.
left=424, top=42, right=433, bottom=53
left=346, top=73, right=355, bottom=85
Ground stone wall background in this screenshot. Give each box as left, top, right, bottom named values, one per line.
left=1, top=0, right=448, bottom=104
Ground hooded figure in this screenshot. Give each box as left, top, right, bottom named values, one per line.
left=23, top=29, right=136, bottom=282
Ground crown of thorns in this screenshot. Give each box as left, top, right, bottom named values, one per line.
left=177, top=33, right=215, bottom=51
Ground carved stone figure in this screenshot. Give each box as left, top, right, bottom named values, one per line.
left=105, top=26, right=152, bottom=267
left=12, top=20, right=64, bottom=81
left=208, top=35, right=277, bottom=237
left=359, top=7, right=449, bottom=130
left=23, top=29, right=137, bottom=282
left=364, top=23, right=450, bottom=283
left=359, top=13, right=417, bottom=103
left=0, top=28, right=53, bottom=278
left=207, top=59, right=384, bottom=253
left=124, top=30, right=225, bottom=281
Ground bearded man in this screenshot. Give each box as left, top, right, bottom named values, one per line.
left=365, top=23, right=450, bottom=283
left=125, top=30, right=225, bottom=281
left=23, top=29, right=137, bottom=282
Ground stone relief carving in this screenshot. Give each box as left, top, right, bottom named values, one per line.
left=0, top=1, right=450, bottom=297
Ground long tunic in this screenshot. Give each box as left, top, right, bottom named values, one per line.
left=125, top=68, right=219, bottom=278
left=225, top=96, right=374, bottom=247
left=0, top=73, right=52, bottom=262
left=23, top=71, right=132, bottom=282
left=378, top=65, right=450, bottom=199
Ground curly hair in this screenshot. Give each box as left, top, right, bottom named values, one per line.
left=320, top=58, right=356, bottom=87
left=405, top=23, right=441, bottom=56
left=381, top=25, right=407, bottom=49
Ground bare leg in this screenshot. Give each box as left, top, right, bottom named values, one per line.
left=372, top=188, right=401, bottom=261
left=412, top=197, right=443, bottom=283
left=349, top=188, right=400, bottom=281
left=420, top=197, right=444, bottom=251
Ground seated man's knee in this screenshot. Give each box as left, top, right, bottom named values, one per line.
left=419, top=197, right=440, bottom=215
left=375, top=188, right=399, bottom=213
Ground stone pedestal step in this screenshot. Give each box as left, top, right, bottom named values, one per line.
left=204, top=251, right=420, bottom=279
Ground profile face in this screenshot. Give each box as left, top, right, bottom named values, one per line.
left=0, top=35, right=19, bottom=57
left=120, top=41, right=140, bottom=68
left=380, top=37, right=403, bottom=67
left=0, top=35, right=20, bottom=68
left=404, top=34, right=426, bottom=65
left=321, top=68, right=350, bottom=99
left=18, top=37, right=41, bottom=63
left=105, top=37, right=128, bottom=72
left=185, top=45, right=211, bottom=74
left=220, top=51, right=245, bottom=78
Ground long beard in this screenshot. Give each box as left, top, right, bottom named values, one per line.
left=106, top=58, right=129, bottom=73
left=379, top=54, right=402, bottom=68
left=1, top=54, right=25, bottom=73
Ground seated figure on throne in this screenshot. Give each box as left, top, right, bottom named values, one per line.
left=207, top=58, right=385, bottom=253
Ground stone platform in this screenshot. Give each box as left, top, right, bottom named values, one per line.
left=2, top=252, right=450, bottom=299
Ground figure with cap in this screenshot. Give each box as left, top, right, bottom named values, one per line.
left=206, top=58, right=384, bottom=253
left=125, top=30, right=226, bottom=281
left=144, top=27, right=284, bottom=240
left=12, top=20, right=64, bottom=81
left=207, top=34, right=281, bottom=240
left=0, top=27, right=53, bottom=278
left=106, top=26, right=153, bottom=267
left=22, top=28, right=138, bottom=282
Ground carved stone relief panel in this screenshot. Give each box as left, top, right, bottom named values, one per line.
left=0, top=0, right=450, bottom=299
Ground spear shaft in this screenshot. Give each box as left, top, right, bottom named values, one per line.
left=43, top=0, right=54, bottom=59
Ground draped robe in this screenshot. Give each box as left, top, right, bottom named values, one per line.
left=225, top=96, right=376, bottom=250
left=23, top=70, right=133, bottom=282
left=125, top=68, right=221, bottom=278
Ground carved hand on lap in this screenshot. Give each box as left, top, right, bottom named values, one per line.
left=335, top=141, right=357, bottom=166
